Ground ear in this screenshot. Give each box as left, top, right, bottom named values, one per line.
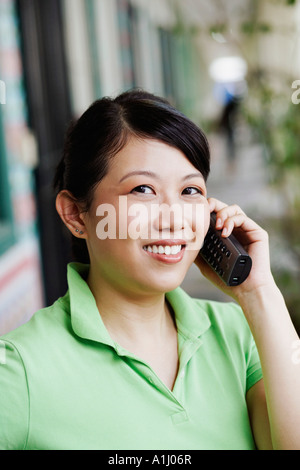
left=56, top=190, right=87, bottom=239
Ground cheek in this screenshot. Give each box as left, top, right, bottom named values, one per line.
left=183, top=201, right=210, bottom=251
left=118, top=202, right=151, bottom=240
left=186, top=202, right=210, bottom=236
left=193, top=201, right=210, bottom=229
left=203, top=203, right=211, bottom=234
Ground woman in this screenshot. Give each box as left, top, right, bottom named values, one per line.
left=0, top=90, right=299, bottom=450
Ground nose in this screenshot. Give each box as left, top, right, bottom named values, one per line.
left=152, top=196, right=208, bottom=244
left=157, top=203, right=184, bottom=233
left=151, top=194, right=194, bottom=238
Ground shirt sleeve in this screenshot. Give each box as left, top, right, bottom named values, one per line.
left=220, top=301, right=263, bottom=393
left=0, top=340, right=29, bottom=450
left=245, top=335, right=263, bottom=391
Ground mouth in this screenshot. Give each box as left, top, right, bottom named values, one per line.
left=142, top=240, right=186, bottom=264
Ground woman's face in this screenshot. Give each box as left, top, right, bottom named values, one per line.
left=84, top=137, right=210, bottom=296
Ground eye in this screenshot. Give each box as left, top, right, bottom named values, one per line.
left=182, top=186, right=203, bottom=196
left=131, top=185, right=154, bottom=194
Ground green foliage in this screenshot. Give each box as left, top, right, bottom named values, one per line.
left=209, top=23, right=227, bottom=35
left=241, top=22, right=272, bottom=34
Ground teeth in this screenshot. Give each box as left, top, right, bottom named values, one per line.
left=170, top=245, right=182, bottom=254
left=143, top=245, right=182, bottom=255
left=164, top=246, right=171, bottom=255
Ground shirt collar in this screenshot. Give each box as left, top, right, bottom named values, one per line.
left=66, top=262, right=211, bottom=346
left=166, top=286, right=211, bottom=340
left=67, top=262, right=115, bottom=347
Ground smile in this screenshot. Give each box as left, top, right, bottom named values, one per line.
left=142, top=241, right=186, bottom=264
left=143, top=244, right=182, bottom=255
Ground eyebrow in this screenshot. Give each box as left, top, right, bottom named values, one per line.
left=119, top=170, right=204, bottom=183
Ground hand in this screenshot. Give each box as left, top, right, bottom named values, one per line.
left=194, top=197, right=275, bottom=301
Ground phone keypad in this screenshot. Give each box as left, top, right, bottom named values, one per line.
left=200, top=212, right=252, bottom=286
left=201, top=228, right=232, bottom=279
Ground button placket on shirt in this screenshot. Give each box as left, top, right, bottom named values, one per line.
left=169, top=337, right=204, bottom=425
left=113, top=331, right=204, bottom=425
left=114, top=344, right=186, bottom=411
left=172, top=336, right=203, bottom=401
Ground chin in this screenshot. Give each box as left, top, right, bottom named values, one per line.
left=142, top=271, right=188, bottom=294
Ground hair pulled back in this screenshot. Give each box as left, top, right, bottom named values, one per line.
left=54, top=89, right=210, bottom=263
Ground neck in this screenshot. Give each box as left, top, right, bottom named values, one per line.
left=87, top=266, right=176, bottom=347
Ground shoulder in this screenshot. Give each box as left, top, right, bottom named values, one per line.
left=195, top=296, right=254, bottom=347
left=196, top=297, right=250, bottom=333
left=0, top=293, right=72, bottom=449
left=190, top=293, right=263, bottom=394
left=169, top=286, right=249, bottom=334
left=190, top=294, right=262, bottom=385
left=1, top=292, right=71, bottom=354
left=169, top=287, right=255, bottom=354
left=0, top=298, right=69, bottom=450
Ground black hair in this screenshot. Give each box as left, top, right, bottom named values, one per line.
left=54, top=89, right=210, bottom=263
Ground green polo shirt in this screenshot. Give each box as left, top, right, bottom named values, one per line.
left=0, top=262, right=262, bottom=450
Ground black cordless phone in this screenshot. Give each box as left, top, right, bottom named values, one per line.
left=199, top=213, right=252, bottom=286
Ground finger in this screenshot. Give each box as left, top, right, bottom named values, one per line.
left=220, top=213, right=263, bottom=240
left=215, top=204, right=245, bottom=222
left=207, top=200, right=263, bottom=240
left=207, top=197, right=228, bottom=213
left=214, top=204, right=245, bottom=230
left=221, top=213, right=247, bottom=237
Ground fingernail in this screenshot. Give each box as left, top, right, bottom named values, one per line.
left=222, top=227, right=228, bottom=236
left=216, top=218, right=222, bottom=229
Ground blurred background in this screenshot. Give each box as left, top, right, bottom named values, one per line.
left=0, top=0, right=300, bottom=334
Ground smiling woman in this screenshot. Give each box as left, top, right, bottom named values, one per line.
left=53, top=89, right=210, bottom=264
left=76, top=137, right=210, bottom=298
left=1, top=89, right=300, bottom=450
